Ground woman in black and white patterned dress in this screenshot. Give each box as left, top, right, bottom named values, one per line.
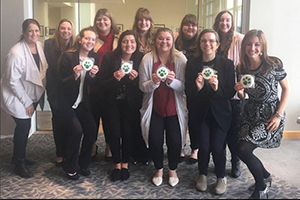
left=235, top=29, right=289, bottom=199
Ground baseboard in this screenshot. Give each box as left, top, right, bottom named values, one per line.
left=283, top=131, right=300, bottom=139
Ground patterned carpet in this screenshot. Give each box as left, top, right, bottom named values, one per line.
left=1, top=133, right=300, bottom=199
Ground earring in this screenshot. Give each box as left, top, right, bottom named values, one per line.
left=260, top=52, right=263, bottom=56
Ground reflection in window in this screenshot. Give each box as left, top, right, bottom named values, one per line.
left=199, top=0, right=242, bottom=32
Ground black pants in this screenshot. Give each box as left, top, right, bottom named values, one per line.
left=188, top=114, right=199, bottom=151
left=226, top=99, right=244, bottom=164
left=48, top=103, right=68, bottom=158
left=131, top=111, right=151, bottom=162
left=11, top=102, right=38, bottom=162
left=198, top=110, right=227, bottom=178
left=238, top=140, right=270, bottom=190
left=63, top=103, right=97, bottom=173
left=90, top=93, right=110, bottom=143
left=108, top=99, right=134, bottom=164
left=149, top=110, right=181, bottom=171
left=11, top=117, right=31, bottom=162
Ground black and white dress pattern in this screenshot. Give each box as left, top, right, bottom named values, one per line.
left=239, top=63, right=287, bottom=148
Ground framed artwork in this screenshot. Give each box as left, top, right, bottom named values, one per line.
left=49, top=28, right=55, bottom=35
left=45, top=26, right=49, bottom=36
left=154, top=24, right=165, bottom=30
left=116, top=24, right=123, bottom=31
left=40, top=25, right=44, bottom=37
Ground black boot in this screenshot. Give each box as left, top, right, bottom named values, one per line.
left=11, top=157, right=35, bottom=166
left=14, top=158, right=34, bottom=178
left=231, top=160, right=241, bottom=178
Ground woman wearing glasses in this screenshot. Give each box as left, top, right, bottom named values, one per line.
left=185, top=29, right=235, bottom=194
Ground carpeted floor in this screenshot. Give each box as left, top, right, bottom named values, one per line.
left=1, top=133, right=300, bottom=199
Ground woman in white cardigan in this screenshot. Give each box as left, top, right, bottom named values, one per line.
left=0, top=19, right=47, bottom=178
left=139, top=28, right=188, bottom=187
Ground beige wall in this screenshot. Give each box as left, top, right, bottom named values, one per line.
left=97, top=0, right=197, bottom=32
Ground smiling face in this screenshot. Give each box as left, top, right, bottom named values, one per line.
left=96, top=14, right=111, bottom=35
left=218, top=12, right=232, bottom=34
left=200, top=32, right=219, bottom=57
left=182, top=23, right=198, bottom=40
left=23, top=23, right=40, bottom=45
left=58, top=21, right=73, bottom=41
left=79, top=30, right=96, bottom=52
left=155, top=31, right=173, bottom=53
left=245, top=36, right=262, bottom=61
left=121, top=35, right=137, bottom=56
left=137, top=18, right=151, bottom=33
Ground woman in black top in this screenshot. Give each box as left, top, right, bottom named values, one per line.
left=185, top=29, right=235, bottom=194
left=58, top=27, right=99, bottom=180
left=44, top=19, right=74, bottom=166
left=98, top=30, right=143, bottom=181
left=175, top=13, right=199, bottom=164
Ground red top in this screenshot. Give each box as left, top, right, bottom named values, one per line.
left=97, top=31, right=113, bottom=68
left=153, top=60, right=177, bottom=117
left=90, top=31, right=114, bottom=93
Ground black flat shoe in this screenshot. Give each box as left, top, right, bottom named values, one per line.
left=79, top=168, right=91, bottom=176
left=55, top=161, right=63, bottom=167
left=11, top=158, right=36, bottom=166
left=67, top=172, right=79, bottom=180
left=189, top=157, right=198, bottom=164
left=14, top=164, right=34, bottom=178
left=120, top=168, right=130, bottom=181
left=104, top=156, right=113, bottom=162
left=111, top=169, right=121, bottom=181
left=179, top=156, right=185, bottom=163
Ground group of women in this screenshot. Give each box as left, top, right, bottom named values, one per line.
left=0, top=8, right=289, bottom=199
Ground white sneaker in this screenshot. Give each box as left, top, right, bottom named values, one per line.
left=215, top=177, right=227, bottom=195
left=196, top=174, right=207, bottom=191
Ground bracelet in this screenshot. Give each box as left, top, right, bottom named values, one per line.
left=275, top=112, right=284, bottom=120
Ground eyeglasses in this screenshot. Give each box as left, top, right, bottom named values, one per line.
left=200, top=39, right=217, bottom=44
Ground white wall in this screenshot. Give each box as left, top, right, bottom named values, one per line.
left=0, top=0, right=36, bottom=138
left=249, top=0, right=300, bottom=131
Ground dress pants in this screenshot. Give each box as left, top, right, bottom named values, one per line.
left=149, top=110, right=181, bottom=171
left=198, top=109, right=227, bottom=178
left=108, top=99, right=133, bottom=164
left=63, top=103, right=97, bottom=173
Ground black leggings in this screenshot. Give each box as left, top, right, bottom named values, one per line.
left=238, top=140, right=270, bottom=190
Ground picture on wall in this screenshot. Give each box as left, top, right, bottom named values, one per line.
left=40, top=25, right=44, bottom=37
left=49, top=29, right=55, bottom=35
left=45, top=27, right=49, bottom=36
left=154, top=24, right=165, bottom=30
left=116, top=24, right=123, bottom=31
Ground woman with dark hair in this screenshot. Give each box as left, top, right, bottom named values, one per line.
left=139, top=28, right=188, bottom=187
left=90, top=8, right=121, bottom=162
left=175, top=13, right=200, bottom=164
left=1, top=18, right=48, bottom=178
left=213, top=10, right=244, bottom=178
left=98, top=30, right=143, bottom=181
left=185, top=29, right=235, bottom=194
left=235, top=29, right=289, bottom=199
left=44, top=19, right=74, bottom=167
left=58, top=26, right=99, bottom=180
left=175, top=14, right=199, bottom=58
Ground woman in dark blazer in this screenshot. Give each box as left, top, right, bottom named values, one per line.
left=44, top=19, right=74, bottom=166
left=98, top=30, right=143, bottom=181
left=185, top=29, right=235, bottom=194
left=58, top=27, right=99, bottom=180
